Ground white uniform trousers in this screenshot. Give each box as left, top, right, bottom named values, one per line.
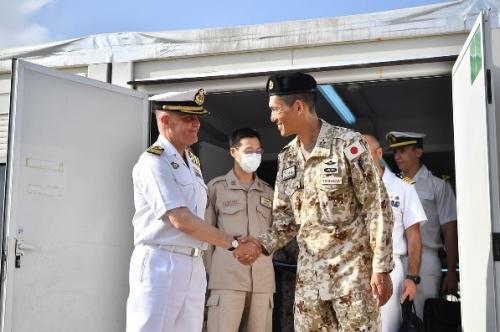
left=206, top=289, right=273, bottom=332
left=402, top=247, right=441, bottom=320
left=126, top=245, right=206, bottom=332
left=381, top=255, right=404, bottom=332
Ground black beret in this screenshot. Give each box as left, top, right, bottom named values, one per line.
left=266, top=72, right=317, bottom=96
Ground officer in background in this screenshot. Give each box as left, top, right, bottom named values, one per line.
left=364, top=134, right=427, bottom=331
left=205, top=127, right=275, bottom=332
left=385, top=131, right=458, bottom=319
left=126, top=90, right=258, bottom=332
left=237, top=72, right=395, bottom=331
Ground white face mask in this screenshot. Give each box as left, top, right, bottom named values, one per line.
left=240, top=153, right=262, bottom=173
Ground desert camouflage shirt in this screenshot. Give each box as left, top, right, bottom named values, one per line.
left=258, top=119, right=394, bottom=299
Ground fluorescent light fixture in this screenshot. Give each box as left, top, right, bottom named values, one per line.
left=318, top=85, right=356, bottom=125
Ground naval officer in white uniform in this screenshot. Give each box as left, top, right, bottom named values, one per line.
left=385, top=131, right=458, bottom=320
left=126, top=89, right=259, bottom=332
left=364, top=134, right=427, bottom=331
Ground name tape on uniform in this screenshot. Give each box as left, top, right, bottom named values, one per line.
left=282, top=166, right=296, bottom=180
left=321, top=176, right=342, bottom=185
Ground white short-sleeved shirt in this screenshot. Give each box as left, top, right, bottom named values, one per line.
left=413, top=164, right=457, bottom=249
left=383, top=169, right=427, bottom=255
left=131, top=135, right=208, bottom=248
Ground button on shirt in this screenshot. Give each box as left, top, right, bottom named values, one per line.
left=382, top=169, right=427, bottom=255
left=132, top=135, right=208, bottom=249
left=413, top=164, right=457, bottom=249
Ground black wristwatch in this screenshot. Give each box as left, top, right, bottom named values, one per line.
left=227, top=237, right=240, bottom=251
left=406, top=274, right=421, bottom=285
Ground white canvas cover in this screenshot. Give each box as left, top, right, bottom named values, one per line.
left=0, top=0, right=499, bottom=72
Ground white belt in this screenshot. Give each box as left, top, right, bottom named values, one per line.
left=145, top=244, right=202, bottom=257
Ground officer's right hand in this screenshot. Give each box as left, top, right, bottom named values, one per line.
left=400, top=279, right=417, bottom=303
left=371, top=272, right=393, bottom=307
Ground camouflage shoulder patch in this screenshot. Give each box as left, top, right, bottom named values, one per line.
left=335, top=127, right=358, bottom=141
left=397, top=173, right=416, bottom=185
left=146, top=145, right=164, bottom=156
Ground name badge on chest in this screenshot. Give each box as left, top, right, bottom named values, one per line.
left=282, top=166, right=296, bottom=181
left=260, top=196, right=272, bottom=209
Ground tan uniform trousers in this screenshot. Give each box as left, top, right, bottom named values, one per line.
left=206, top=289, right=273, bottom=332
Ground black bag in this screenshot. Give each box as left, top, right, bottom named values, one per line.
left=400, top=299, right=424, bottom=332
left=423, top=297, right=461, bottom=332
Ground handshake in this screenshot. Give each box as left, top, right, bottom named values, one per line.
left=232, top=236, right=263, bottom=265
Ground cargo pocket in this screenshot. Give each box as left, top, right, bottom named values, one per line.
left=206, top=293, right=220, bottom=307
left=333, top=291, right=378, bottom=329
left=206, top=293, right=221, bottom=331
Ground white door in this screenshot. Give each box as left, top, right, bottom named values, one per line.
left=452, top=12, right=500, bottom=332
left=0, top=60, right=149, bottom=331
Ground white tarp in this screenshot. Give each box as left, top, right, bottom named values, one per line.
left=0, top=0, right=499, bottom=72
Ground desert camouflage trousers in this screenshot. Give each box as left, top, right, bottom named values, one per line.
left=294, top=286, right=381, bottom=331
left=293, top=256, right=381, bottom=332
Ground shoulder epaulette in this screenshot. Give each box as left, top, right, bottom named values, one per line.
left=397, top=173, right=416, bottom=185
left=441, top=175, right=451, bottom=182
left=336, top=127, right=357, bottom=141
left=146, top=145, right=164, bottom=156
left=207, top=175, right=225, bottom=187
left=187, top=148, right=201, bottom=168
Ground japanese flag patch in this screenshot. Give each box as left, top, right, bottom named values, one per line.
left=343, top=140, right=366, bottom=161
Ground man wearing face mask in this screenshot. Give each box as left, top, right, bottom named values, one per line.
left=205, top=128, right=275, bottom=332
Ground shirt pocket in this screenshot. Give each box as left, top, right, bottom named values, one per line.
left=418, top=190, right=437, bottom=219
left=218, top=204, right=247, bottom=236
left=256, top=203, right=272, bottom=229
left=317, top=184, right=353, bottom=225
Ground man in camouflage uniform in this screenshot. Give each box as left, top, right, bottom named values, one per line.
left=236, top=72, right=394, bottom=331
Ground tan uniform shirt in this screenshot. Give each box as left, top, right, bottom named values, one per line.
left=258, top=120, right=394, bottom=300
left=205, top=170, right=276, bottom=293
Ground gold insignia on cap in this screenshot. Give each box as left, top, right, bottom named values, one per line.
left=387, top=134, right=397, bottom=145
left=268, top=80, right=274, bottom=91
left=194, top=89, right=205, bottom=106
